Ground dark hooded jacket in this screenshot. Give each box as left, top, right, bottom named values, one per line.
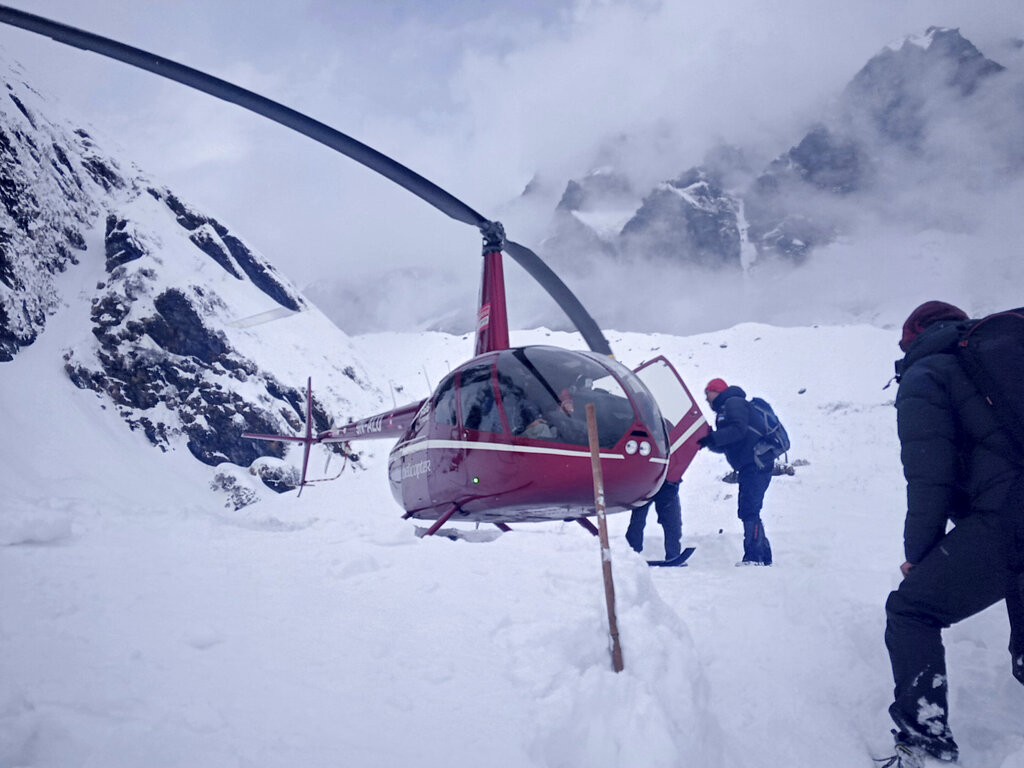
left=704, top=385, right=763, bottom=471
left=895, top=320, right=1021, bottom=564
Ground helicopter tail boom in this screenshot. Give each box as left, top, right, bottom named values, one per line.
left=318, top=400, right=423, bottom=444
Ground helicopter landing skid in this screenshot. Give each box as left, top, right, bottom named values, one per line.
left=413, top=525, right=505, bottom=543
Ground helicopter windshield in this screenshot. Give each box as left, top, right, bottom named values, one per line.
left=495, top=347, right=638, bottom=448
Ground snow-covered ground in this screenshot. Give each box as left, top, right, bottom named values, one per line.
left=3, top=309, right=1023, bottom=767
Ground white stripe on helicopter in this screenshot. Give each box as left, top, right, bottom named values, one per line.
left=388, top=414, right=706, bottom=465
left=391, top=438, right=628, bottom=462
left=671, top=415, right=708, bottom=454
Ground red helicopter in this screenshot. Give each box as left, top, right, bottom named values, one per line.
left=245, top=229, right=709, bottom=533
left=0, top=6, right=710, bottom=533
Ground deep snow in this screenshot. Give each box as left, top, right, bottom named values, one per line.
left=3, top=308, right=1024, bottom=767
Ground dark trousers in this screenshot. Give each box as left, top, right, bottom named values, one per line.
left=626, top=480, right=681, bottom=559
left=1011, top=570, right=1024, bottom=685
left=737, top=465, right=773, bottom=564
left=885, top=512, right=1023, bottom=758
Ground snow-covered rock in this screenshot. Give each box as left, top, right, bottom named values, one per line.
left=0, top=55, right=381, bottom=503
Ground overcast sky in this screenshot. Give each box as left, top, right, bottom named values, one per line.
left=1, top=1, right=1022, bottom=328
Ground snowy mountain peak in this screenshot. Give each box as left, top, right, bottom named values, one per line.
left=897, top=26, right=958, bottom=52
left=531, top=25, right=1022, bottom=322
left=847, top=26, right=1005, bottom=123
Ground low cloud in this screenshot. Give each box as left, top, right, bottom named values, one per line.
left=2, top=0, right=1021, bottom=336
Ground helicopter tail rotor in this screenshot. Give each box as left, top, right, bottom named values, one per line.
left=297, top=378, right=314, bottom=496
left=242, top=377, right=318, bottom=494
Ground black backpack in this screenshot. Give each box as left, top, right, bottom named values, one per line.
left=956, top=307, right=1024, bottom=460
left=747, top=396, right=791, bottom=470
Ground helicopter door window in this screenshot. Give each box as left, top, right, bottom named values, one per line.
left=458, top=364, right=503, bottom=434
left=497, top=371, right=558, bottom=440
left=432, top=372, right=458, bottom=426
left=622, top=355, right=704, bottom=479
left=497, top=375, right=535, bottom=436
left=631, top=358, right=693, bottom=426
left=406, top=400, right=431, bottom=438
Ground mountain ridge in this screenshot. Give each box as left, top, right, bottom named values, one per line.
left=547, top=27, right=1017, bottom=269
left=0, top=56, right=381, bottom=504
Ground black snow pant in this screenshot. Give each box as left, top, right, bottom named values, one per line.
left=626, top=480, right=682, bottom=560
left=737, top=464, right=773, bottom=565
left=885, top=510, right=1024, bottom=760
left=1010, top=569, right=1024, bottom=686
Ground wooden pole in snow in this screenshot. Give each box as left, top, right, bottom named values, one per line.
left=585, top=403, right=624, bottom=673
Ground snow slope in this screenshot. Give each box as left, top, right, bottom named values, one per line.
left=2, top=312, right=1023, bottom=768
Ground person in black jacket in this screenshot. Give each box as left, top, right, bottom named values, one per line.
left=883, top=301, right=1024, bottom=765
left=697, top=378, right=773, bottom=566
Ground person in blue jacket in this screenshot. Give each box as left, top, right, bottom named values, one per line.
left=881, top=300, right=1024, bottom=766
left=697, top=378, right=773, bottom=566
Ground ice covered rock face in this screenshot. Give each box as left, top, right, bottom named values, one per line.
left=0, top=93, right=97, bottom=361
left=0, top=60, right=368, bottom=492
left=544, top=27, right=1013, bottom=270
left=64, top=211, right=286, bottom=468
left=620, top=168, right=741, bottom=268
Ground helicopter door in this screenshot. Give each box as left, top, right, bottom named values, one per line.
left=632, top=357, right=710, bottom=482
left=423, top=371, right=461, bottom=508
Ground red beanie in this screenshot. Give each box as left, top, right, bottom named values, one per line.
left=899, top=301, right=968, bottom=351
left=705, top=378, right=728, bottom=393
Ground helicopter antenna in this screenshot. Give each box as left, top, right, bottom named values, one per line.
left=0, top=4, right=613, bottom=357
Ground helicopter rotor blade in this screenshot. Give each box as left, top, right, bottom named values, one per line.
left=503, top=240, right=612, bottom=357
left=0, top=5, right=487, bottom=229
left=0, top=5, right=612, bottom=355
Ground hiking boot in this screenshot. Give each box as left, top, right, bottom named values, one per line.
left=874, top=743, right=957, bottom=767
left=876, top=730, right=957, bottom=767
left=890, top=716, right=959, bottom=762
left=873, top=742, right=926, bottom=768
